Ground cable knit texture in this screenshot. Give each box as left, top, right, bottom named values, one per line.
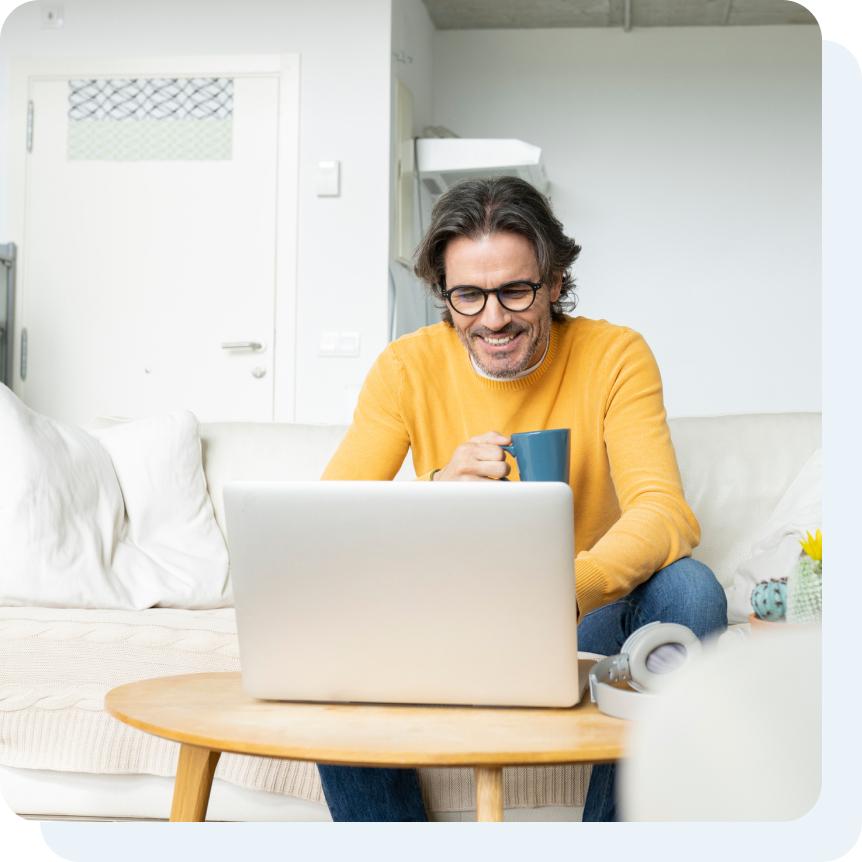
left=0, top=606, right=590, bottom=811
left=323, top=316, right=700, bottom=616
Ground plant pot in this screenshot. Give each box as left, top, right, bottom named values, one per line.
left=747, top=613, right=819, bottom=634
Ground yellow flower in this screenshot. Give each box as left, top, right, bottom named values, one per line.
left=800, top=529, right=822, bottom=562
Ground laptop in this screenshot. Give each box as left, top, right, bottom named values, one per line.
left=224, top=481, right=590, bottom=708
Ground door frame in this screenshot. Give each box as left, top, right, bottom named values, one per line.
left=7, top=54, right=300, bottom=421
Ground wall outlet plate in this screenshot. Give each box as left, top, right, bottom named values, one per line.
left=337, top=332, right=360, bottom=357
left=319, top=331, right=338, bottom=356
left=40, top=4, right=64, bottom=29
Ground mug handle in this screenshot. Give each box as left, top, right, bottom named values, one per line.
left=500, top=443, right=515, bottom=481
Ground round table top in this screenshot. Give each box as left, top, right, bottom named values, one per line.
left=105, top=672, right=629, bottom=767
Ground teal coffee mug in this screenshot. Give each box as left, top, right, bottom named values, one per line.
left=502, top=428, right=571, bottom=482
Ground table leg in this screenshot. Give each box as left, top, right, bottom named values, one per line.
left=474, top=766, right=504, bottom=822
left=170, top=744, right=221, bottom=822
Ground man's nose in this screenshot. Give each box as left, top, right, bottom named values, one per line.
left=480, top=293, right=512, bottom=330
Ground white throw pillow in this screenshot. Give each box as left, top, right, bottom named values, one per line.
left=0, top=384, right=129, bottom=607
left=725, top=448, right=821, bottom=624
left=94, top=411, right=230, bottom=609
left=0, top=385, right=229, bottom=609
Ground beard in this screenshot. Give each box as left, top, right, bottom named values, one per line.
left=457, top=320, right=549, bottom=379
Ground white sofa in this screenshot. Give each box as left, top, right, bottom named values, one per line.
left=0, top=412, right=821, bottom=822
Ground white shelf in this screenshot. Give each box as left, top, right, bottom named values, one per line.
left=415, top=138, right=548, bottom=195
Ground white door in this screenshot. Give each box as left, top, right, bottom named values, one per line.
left=19, top=68, right=290, bottom=425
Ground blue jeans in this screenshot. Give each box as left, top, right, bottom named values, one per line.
left=317, top=557, right=727, bottom=822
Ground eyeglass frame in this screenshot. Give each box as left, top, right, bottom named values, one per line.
left=439, top=280, right=545, bottom=316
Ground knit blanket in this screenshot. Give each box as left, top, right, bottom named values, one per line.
left=0, top=606, right=589, bottom=812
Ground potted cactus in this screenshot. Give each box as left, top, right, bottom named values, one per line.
left=749, top=530, right=822, bottom=630
left=751, top=577, right=788, bottom=622
left=787, top=529, right=822, bottom=624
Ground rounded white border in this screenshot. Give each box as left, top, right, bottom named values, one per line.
left=0, top=1, right=859, bottom=859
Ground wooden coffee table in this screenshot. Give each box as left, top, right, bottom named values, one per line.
left=105, top=672, right=629, bottom=822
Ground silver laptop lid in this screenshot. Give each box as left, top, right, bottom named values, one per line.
left=224, top=481, right=580, bottom=707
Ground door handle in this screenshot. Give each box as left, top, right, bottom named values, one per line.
left=221, top=341, right=263, bottom=351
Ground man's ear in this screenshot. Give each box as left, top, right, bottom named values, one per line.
left=549, top=272, right=563, bottom=303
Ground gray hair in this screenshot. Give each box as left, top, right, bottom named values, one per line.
left=414, top=176, right=582, bottom=324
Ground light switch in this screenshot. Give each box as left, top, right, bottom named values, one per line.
left=316, top=160, right=340, bottom=197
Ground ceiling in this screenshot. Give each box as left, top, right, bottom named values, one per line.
left=421, top=0, right=818, bottom=29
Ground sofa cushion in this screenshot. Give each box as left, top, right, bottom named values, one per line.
left=724, top=448, right=821, bottom=623
left=668, top=413, right=820, bottom=590
left=199, top=414, right=821, bottom=596
left=200, top=423, right=350, bottom=539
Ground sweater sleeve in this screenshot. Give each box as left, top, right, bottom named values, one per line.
left=574, top=330, right=701, bottom=616
left=321, top=347, right=411, bottom=480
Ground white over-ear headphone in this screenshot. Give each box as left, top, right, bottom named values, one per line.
left=588, top=622, right=701, bottom=720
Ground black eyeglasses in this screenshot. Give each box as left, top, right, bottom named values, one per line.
left=440, top=280, right=544, bottom=316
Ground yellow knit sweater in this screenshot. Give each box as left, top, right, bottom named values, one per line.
left=322, top=316, right=700, bottom=617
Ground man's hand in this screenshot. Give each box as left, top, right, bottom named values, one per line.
left=433, top=432, right=512, bottom=481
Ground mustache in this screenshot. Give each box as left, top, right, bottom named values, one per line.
left=471, top=326, right=525, bottom=339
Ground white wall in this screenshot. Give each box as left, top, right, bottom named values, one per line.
left=389, top=0, right=435, bottom=338
left=432, top=26, right=821, bottom=418
left=0, top=0, right=392, bottom=424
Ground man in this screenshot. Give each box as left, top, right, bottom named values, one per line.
left=318, top=176, right=727, bottom=821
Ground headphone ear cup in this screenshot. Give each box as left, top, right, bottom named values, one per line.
left=618, top=621, right=661, bottom=661
left=624, top=623, right=702, bottom=693
left=589, top=622, right=704, bottom=719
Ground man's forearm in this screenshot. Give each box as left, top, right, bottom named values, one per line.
left=575, top=495, right=700, bottom=616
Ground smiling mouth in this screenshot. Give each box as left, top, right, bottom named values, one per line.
left=476, top=332, right=521, bottom=349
